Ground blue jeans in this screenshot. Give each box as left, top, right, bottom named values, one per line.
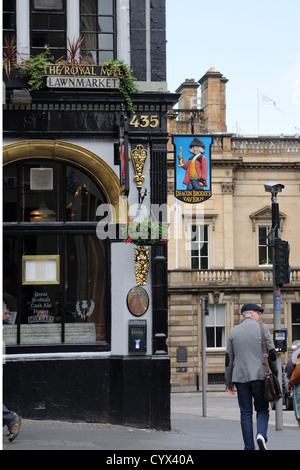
left=3, top=405, right=18, bottom=429
left=235, top=381, right=269, bottom=450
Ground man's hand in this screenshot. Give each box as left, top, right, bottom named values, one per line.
left=226, top=385, right=235, bottom=395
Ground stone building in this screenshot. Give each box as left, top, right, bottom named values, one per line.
left=167, top=69, right=300, bottom=387
left=2, top=0, right=177, bottom=430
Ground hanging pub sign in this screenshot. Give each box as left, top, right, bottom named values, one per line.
left=173, top=135, right=212, bottom=203
left=45, top=64, right=121, bottom=89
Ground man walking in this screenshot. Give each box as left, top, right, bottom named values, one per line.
left=225, top=303, right=278, bottom=450
left=3, top=405, right=22, bottom=442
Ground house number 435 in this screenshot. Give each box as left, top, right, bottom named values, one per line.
left=129, top=115, right=159, bottom=128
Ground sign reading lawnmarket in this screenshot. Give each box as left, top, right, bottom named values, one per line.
left=46, top=64, right=121, bottom=89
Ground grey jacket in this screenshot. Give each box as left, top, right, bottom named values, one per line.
left=225, top=317, right=278, bottom=386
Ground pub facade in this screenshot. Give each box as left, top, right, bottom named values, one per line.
left=3, top=0, right=177, bottom=430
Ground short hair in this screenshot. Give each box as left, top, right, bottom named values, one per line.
left=241, top=310, right=252, bottom=318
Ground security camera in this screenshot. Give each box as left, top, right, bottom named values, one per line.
left=264, top=182, right=285, bottom=194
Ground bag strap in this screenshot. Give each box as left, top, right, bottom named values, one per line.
left=259, top=323, right=271, bottom=374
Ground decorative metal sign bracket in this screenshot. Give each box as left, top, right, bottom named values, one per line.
left=130, top=144, right=148, bottom=205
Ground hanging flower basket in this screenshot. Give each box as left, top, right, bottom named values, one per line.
left=121, top=218, right=169, bottom=246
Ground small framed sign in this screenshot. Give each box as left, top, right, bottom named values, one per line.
left=30, top=168, right=53, bottom=190
left=22, top=255, right=60, bottom=285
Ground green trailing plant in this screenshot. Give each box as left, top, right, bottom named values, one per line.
left=18, top=46, right=54, bottom=91
left=7, top=42, right=140, bottom=108
left=101, top=59, right=139, bottom=112
left=121, top=218, right=169, bottom=246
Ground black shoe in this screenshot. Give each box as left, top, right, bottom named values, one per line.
left=256, top=434, right=267, bottom=450
left=8, top=416, right=22, bottom=442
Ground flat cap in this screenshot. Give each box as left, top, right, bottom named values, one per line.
left=241, top=303, right=264, bottom=314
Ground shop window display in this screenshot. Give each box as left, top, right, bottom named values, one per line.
left=3, top=160, right=108, bottom=348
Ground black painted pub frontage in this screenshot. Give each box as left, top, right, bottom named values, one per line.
left=2, top=0, right=178, bottom=430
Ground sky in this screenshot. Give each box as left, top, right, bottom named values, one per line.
left=166, top=0, right=300, bottom=136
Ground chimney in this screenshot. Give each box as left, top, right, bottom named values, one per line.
left=199, top=68, right=228, bottom=132
left=175, top=78, right=199, bottom=110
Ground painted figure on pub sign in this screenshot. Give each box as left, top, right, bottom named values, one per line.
left=173, top=135, right=212, bottom=203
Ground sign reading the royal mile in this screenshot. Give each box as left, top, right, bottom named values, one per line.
left=173, top=135, right=212, bottom=203
left=46, top=64, right=121, bottom=89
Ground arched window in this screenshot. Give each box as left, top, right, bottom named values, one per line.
left=3, top=159, right=111, bottom=350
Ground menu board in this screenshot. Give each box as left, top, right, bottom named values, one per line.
left=22, top=255, right=60, bottom=285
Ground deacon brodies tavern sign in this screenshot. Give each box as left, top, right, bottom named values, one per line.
left=46, top=64, right=121, bottom=89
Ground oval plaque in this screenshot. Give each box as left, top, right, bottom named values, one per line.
left=127, top=286, right=149, bottom=317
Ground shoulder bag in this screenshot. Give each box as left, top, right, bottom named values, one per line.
left=260, top=323, right=282, bottom=402
left=289, top=362, right=300, bottom=387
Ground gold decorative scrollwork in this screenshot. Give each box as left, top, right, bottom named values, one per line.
left=130, top=144, right=148, bottom=189
left=134, top=246, right=150, bottom=286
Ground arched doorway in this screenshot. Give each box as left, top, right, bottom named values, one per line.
left=3, top=140, right=121, bottom=350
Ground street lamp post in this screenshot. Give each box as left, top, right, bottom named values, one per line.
left=264, top=182, right=290, bottom=431
left=201, top=296, right=209, bottom=417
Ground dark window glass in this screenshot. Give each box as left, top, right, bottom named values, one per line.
left=3, top=160, right=106, bottom=223
left=205, top=305, right=226, bottom=348
left=292, top=304, right=300, bottom=343
left=80, top=0, right=115, bottom=64
left=65, top=235, right=106, bottom=341
left=3, top=236, right=18, bottom=309
left=30, top=0, right=66, bottom=60
left=31, top=14, right=48, bottom=29
left=191, top=225, right=209, bottom=270
left=3, top=0, right=16, bottom=43
left=65, top=165, right=106, bottom=222
left=258, top=226, right=272, bottom=265
left=206, top=327, right=214, bottom=348
left=49, top=14, right=65, bottom=29
left=3, top=160, right=109, bottom=348
left=21, top=162, right=61, bottom=223
left=3, top=234, right=106, bottom=345
left=3, top=163, right=18, bottom=222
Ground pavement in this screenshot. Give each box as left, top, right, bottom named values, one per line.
left=3, top=386, right=300, bottom=452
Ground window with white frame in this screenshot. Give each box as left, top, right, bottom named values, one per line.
left=9, top=0, right=126, bottom=65
left=30, top=0, right=66, bottom=60
left=206, top=304, right=226, bottom=348
left=258, top=225, right=272, bottom=265
left=191, top=224, right=209, bottom=269
left=3, top=0, right=16, bottom=41
left=80, top=0, right=116, bottom=63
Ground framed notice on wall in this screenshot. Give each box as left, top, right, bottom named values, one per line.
left=22, top=255, right=60, bottom=285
